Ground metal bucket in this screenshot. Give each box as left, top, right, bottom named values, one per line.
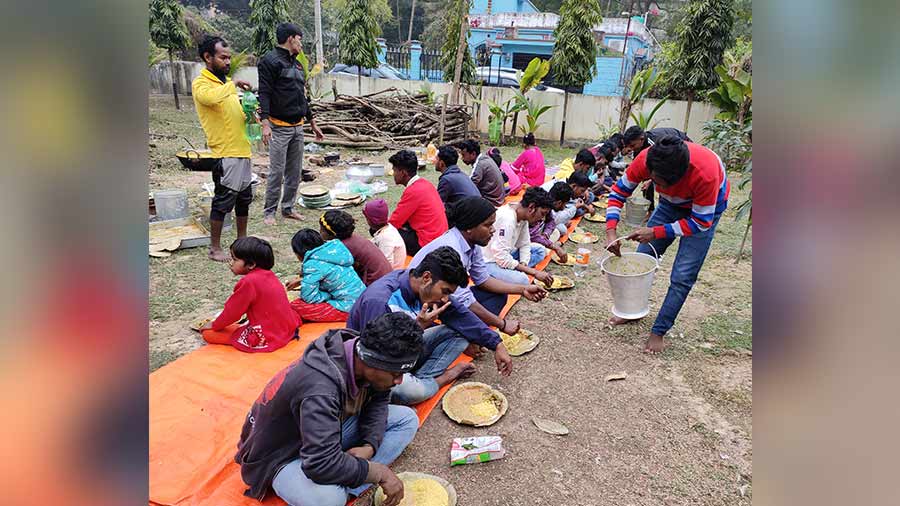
left=600, top=238, right=659, bottom=319
left=624, top=195, right=650, bottom=227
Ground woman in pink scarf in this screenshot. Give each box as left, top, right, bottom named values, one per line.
left=511, top=133, right=546, bottom=187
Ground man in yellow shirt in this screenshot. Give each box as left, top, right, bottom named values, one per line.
left=192, top=35, right=254, bottom=262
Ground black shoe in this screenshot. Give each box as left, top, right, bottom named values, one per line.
left=301, top=173, right=316, bottom=182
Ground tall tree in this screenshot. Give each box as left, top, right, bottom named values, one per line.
left=667, top=0, right=734, bottom=130
left=339, top=0, right=380, bottom=94
left=440, top=0, right=476, bottom=88
left=150, top=0, right=192, bottom=110
left=249, top=0, right=290, bottom=57
left=549, top=0, right=602, bottom=145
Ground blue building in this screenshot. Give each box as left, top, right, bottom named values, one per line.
left=467, top=0, right=656, bottom=96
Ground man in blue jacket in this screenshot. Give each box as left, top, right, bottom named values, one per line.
left=235, top=313, right=423, bottom=506
left=435, top=144, right=479, bottom=207
left=347, top=246, right=513, bottom=405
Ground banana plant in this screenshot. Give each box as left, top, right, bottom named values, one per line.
left=513, top=90, right=554, bottom=135
left=508, top=57, right=550, bottom=135
left=708, top=64, right=752, bottom=125
left=618, top=66, right=661, bottom=130
left=475, top=97, right=521, bottom=144
left=295, top=49, right=327, bottom=99
left=519, top=57, right=550, bottom=93
left=295, top=49, right=324, bottom=79
left=629, top=96, right=670, bottom=130
left=418, top=82, right=437, bottom=105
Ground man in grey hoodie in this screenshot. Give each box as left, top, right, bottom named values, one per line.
left=457, top=139, right=506, bottom=207
left=235, top=312, right=423, bottom=506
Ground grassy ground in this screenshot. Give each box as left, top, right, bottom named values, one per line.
left=149, top=94, right=752, bottom=504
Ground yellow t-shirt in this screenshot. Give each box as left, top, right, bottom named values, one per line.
left=554, top=157, right=576, bottom=180
left=191, top=69, right=252, bottom=158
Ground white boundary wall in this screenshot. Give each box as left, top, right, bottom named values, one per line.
left=151, top=62, right=718, bottom=142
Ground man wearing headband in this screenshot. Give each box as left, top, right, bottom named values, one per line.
left=236, top=312, right=423, bottom=506
left=347, top=246, right=514, bottom=405
left=409, top=196, right=548, bottom=350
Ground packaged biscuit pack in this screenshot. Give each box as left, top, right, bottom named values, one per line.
left=450, top=436, right=506, bottom=466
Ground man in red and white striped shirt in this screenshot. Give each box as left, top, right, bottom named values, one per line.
left=605, top=137, right=730, bottom=353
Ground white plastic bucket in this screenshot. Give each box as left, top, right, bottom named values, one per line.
left=153, top=189, right=189, bottom=220
left=600, top=238, right=659, bottom=319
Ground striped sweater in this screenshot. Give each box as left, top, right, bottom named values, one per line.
left=606, top=142, right=730, bottom=239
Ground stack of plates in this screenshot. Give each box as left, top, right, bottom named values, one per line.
left=299, top=185, right=332, bottom=208
left=330, top=193, right=364, bottom=208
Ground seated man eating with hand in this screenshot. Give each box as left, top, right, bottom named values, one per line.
left=347, top=246, right=514, bottom=405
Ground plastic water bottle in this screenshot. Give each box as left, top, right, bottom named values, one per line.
left=573, top=247, right=591, bottom=278
left=240, top=91, right=262, bottom=142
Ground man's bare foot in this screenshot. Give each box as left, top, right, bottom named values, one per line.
left=437, top=362, right=477, bottom=386
left=463, top=342, right=486, bottom=359
left=263, top=215, right=276, bottom=226
left=609, top=315, right=639, bottom=325
left=208, top=248, right=229, bottom=262
left=282, top=211, right=305, bottom=221
left=643, top=333, right=666, bottom=354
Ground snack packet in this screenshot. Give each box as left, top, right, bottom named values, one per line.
left=450, top=436, right=505, bottom=466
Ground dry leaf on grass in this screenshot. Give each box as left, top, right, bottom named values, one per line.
left=532, top=418, right=569, bottom=435
left=604, top=372, right=628, bottom=382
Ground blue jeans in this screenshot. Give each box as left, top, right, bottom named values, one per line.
left=470, top=285, right=509, bottom=316
left=271, top=405, right=419, bottom=506
left=637, top=199, right=722, bottom=336
left=390, top=325, right=469, bottom=405
left=484, top=245, right=547, bottom=285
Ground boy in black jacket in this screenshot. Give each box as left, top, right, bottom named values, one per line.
left=235, top=312, right=422, bottom=506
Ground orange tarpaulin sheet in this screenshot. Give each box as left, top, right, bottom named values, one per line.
left=149, top=209, right=586, bottom=506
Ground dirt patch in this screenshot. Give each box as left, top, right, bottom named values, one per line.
left=393, top=321, right=751, bottom=505
left=681, top=355, right=753, bottom=438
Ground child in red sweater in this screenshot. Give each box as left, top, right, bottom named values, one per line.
left=201, top=237, right=300, bottom=353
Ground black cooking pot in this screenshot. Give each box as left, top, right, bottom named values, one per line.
left=175, top=150, right=220, bottom=171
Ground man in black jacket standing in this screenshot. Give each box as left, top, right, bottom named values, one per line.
left=235, top=312, right=422, bottom=506
left=257, top=22, right=325, bottom=226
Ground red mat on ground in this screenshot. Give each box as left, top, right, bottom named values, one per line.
left=149, top=210, right=583, bottom=506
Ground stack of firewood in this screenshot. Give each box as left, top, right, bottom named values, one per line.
left=303, top=88, right=471, bottom=149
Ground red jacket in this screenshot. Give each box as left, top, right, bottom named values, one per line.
left=388, top=177, right=448, bottom=247
left=212, top=269, right=300, bottom=353
left=607, top=142, right=730, bottom=239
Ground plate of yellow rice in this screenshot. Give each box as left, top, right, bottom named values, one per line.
left=441, top=382, right=508, bottom=427
left=498, top=328, right=540, bottom=356
left=373, top=472, right=457, bottom=506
